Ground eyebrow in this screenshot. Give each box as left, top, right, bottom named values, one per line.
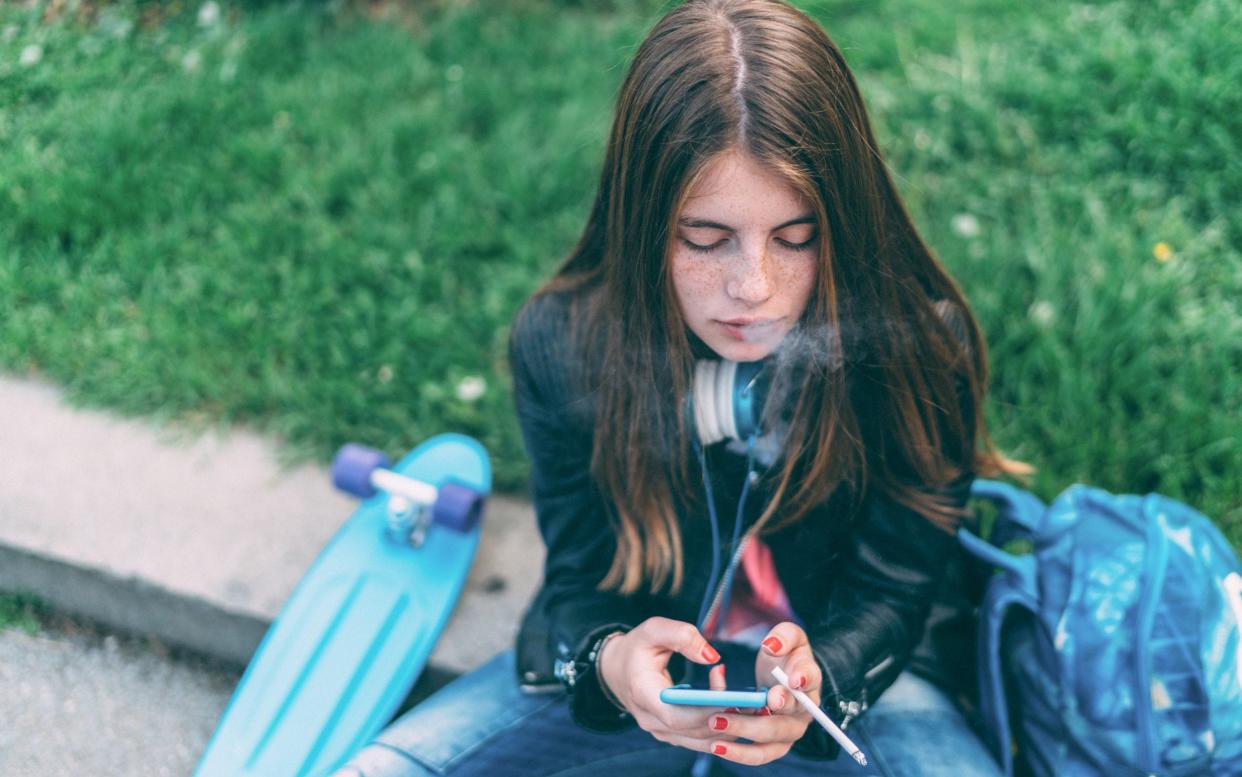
left=677, top=214, right=817, bottom=231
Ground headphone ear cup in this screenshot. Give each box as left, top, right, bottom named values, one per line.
left=717, top=360, right=739, bottom=441
left=692, top=360, right=720, bottom=445
left=732, top=360, right=765, bottom=439
left=691, top=359, right=741, bottom=446
left=689, top=359, right=773, bottom=447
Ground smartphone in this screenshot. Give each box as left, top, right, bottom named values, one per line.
left=659, top=684, right=768, bottom=709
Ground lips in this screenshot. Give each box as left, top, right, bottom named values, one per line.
left=717, top=317, right=780, bottom=342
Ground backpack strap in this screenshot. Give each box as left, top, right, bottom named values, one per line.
left=958, top=480, right=1046, bottom=776
left=976, top=578, right=1039, bottom=777
left=969, top=479, right=1047, bottom=541
left=958, top=479, right=1043, bottom=593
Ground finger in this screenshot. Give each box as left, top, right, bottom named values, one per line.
left=767, top=684, right=793, bottom=715
left=660, top=729, right=735, bottom=754
left=637, top=703, right=716, bottom=737
left=705, top=711, right=806, bottom=745
left=779, top=654, right=822, bottom=699
left=638, top=617, right=720, bottom=665
left=647, top=726, right=737, bottom=751
left=709, top=662, right=727, bottom=692
left=765, top=664, right=821, bottom=715
left=707, top=739, right=792, bottom=767
left=759, top=621, right=809, bottom=659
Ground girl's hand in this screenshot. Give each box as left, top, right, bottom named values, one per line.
left=596, top=616, right=731, bottom=751
left=706, top=621, right=823, bottom=766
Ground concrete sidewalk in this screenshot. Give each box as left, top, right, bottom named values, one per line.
left=0, top=624, right=238, bottom=775
left=0, top=373, right=544, bottom=690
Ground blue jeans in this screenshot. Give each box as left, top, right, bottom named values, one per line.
left=333, top=650, right=1001, bottom=777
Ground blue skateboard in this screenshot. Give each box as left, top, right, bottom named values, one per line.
left=195, top=433, right=490, bottom=777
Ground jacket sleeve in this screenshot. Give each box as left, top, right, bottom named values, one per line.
left=792, top=467, right=975, bottom=759
left=793, top=357, right=979, bottom=760
left=509, top=296, right=643, bottom=731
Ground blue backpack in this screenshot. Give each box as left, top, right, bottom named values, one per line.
left=958, top=480, right=1242, bottom=777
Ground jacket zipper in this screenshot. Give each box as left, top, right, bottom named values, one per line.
left=863, top=654, right=894, bottom=681
left=824, top=652, right=893, bottom=730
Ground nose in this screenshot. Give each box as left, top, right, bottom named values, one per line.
left=725, top=243, right=774, bottom=305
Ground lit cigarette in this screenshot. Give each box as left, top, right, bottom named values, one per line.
left=770, top=666, right=868, bottom=767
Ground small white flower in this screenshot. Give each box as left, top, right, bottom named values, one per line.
left=97, top=8, right=134, bottom=39
left=913, top=128, right=932, bottom=150
left=455, top=376, right=486, bottom=402
left=1029, top=300, right=1055, bottom=327
left=19, top=44, right=42, bottom=67
left=198, top=1, right=221, bottom=28
left=445, top=64, right=464, bottom=82
left=951, top=213, right=980, bottom=239
left=377, top=365, right=394, bottom=384
left=182, top=49, right=202, bottom=73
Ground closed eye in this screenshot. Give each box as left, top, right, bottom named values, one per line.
left=682, top=238, right=727, bottom=253
left=681, top=235, right=818, bottom=254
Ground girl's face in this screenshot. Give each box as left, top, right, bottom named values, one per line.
left=670, top=148, right=819, bottom=363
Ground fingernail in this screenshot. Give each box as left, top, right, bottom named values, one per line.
left=772, top=693, right=785, bottom=710
left=796, top=674, right=807, bottom=689
left=724, top=707, right=740, bottom=714
left=758, top=706, right=772, bottom=716
left=761, top=636, right=783, bottom=654
left=711, top=716, right=728, bottom=731
left=713, top=744, right=727, bottom=756
left=701, top=644, right=720, bottom=663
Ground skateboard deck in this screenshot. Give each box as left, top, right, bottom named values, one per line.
left=194, top=433, right=490, bottom=777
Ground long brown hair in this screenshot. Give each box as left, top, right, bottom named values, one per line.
left=527, top=0, right=1028, bottom=594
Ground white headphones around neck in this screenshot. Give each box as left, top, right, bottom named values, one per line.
left=688, top=359, right=772, bottom=446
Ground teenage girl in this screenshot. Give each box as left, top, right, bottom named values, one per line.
left=337, top=1, right=1026, bottom=774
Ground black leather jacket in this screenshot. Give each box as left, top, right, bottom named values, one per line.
left=507, top=289, right=982, bottom=759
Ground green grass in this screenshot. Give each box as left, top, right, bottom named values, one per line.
left=0, top=591, right=49, bottom=635
left=0, top=0, right=1238, bottom=540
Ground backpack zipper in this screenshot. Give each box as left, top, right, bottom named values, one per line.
left=1135, top=506, right=1169, bottom=769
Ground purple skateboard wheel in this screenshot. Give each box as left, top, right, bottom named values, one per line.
left=432, top=481, right=485, bottom=533
left=332, top=443, right=391, bottom=499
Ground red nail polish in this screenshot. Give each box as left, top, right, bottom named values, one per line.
left=701, top=644, right=721, bottom=663
left=762, top=636, right=783, bottom=654
left=724, top=707, right=740, bottom=714
left=712, top=716, right=728, bottom=731
left=796, top=674, right=807, bottom=689
left=758, top=706, right=773, bottom=716
left=713, top=744, right=727, bottom=756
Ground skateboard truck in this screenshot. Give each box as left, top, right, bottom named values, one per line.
left=384, top=494, right=432, bottom=548
left=332, top=443, right=485, bottom=545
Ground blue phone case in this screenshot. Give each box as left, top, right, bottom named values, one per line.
left=659, top=684, right=768, bottom=708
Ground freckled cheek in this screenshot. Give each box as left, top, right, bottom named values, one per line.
left=775, top=257, right=817, bottom=313
left=672, top=260, right=725, bottom=317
